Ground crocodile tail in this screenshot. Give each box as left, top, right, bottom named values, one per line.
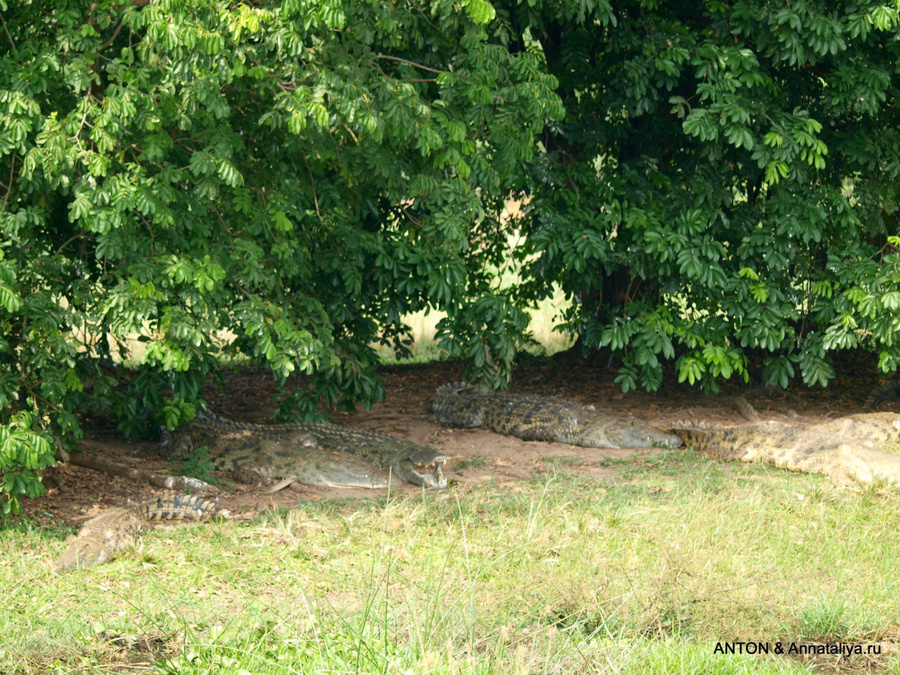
left=432, top=382, right=484, bottom=426
left=196, top=410, right=257, bottom=429
left=432, top=382, right=471, bottom=414
left=134, top=494, right=231, bottom=521
left=863, top=381, right=900, bottom=411
left=434, top=382, right=477, bottom=397
left=182, top=411, right=257, bottom=432
left=671, top=426, right=713, bottom=451
left=160, top=411, right=216, bottom=449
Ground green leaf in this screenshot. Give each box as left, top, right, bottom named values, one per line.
left=463, top=0, right=496, bottom=24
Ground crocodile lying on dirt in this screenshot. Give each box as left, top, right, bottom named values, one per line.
left=432, top=382, right=682, bottom=448
left=164, top=413, right=447, bottom=489
left=864, top=381, right=900, bottom=411
left=54, top=494, right=230, bottom=572
left=673, top=413, right=900, bottom=486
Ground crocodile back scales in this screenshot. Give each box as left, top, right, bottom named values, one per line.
left=432, top=382, right=682, bottom=448
left=166, top=414, right=447, bottom=489
left=54, top=495, right=230, bottom=572
left=134, top=493, right=232, bottom=520
left=864, top=381, right=900, bottom=411
left=673, top=412, right=900, bottom=486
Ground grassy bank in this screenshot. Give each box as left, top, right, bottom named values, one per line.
left=4, top=450, right=899, bottom=673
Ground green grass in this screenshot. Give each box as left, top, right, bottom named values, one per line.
left=5, top=453, right=900, bottom=673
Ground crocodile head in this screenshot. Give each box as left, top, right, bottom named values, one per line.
left=600, top=418, right=684, bottom=449
left=391, top=447, right=448, bottom=489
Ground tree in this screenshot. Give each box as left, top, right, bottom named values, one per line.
left=4, top=0, right=900, bottom=515
left=502, top=0, right=900, bottom=392
left=0, top=0, right=561, bottom=512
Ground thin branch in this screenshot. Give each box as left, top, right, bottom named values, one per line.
left=101, top=19, right=126, bottom=49
left=301, top=154, right=321, bottom=217
left=401, top=205, right=424, bottom=228
left=341, top=122, right=359, bottom=145
left=69, top=451, right=219, bottom=496
left=410, top=0, right=439, bottom=31
left=234, top=283, right=253, bottom=300
left=372, top=55, right=445, bottom=75
left=215, top=211, right=235, bottom=237
left=54, top=234, right=84, bottom=256
left=2, top=152, right=16, bottom=206
left=0, top=11, right=16, bottom=53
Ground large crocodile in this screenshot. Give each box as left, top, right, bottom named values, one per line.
left=54, top=494, right=230, bottom=572
left=673, top=413, right=900, bottom=486
left=164, top=413, right=447, bottom=489
left=432, top=382, right=683, bottom=448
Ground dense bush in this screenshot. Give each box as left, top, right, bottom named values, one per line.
left=0, top=0, right=559, bottom=512
left=508, top=0, right=900, bottom=392
left=2, top=0, right=899, bottom=512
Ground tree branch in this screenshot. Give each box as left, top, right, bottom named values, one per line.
left=302, top=154, right=321, bottom=217
left=69, top=451, right=219, bottom=496
left=0, top=11, right=16, bottom=53
left=372, top=55, right=446, bottom=75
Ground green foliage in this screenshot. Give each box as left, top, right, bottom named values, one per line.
left=176, top=445, right=219, bottom=486
left=436, top=292, right=534, bottom=390
left=4, top=0, right=900, bottom=512
left=509, top=0, right=900, bottom=390
left=0, top=0, right=561, bottom=510
left=799, top=596, right=854, bottom=640
left=0, top=412, right=55, bottom=514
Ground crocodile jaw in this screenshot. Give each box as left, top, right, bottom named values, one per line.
left=395, top=451, right=448, bottom=489
left=600, top=420, right=684, bottom=449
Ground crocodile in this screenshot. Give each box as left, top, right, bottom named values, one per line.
left=432, top=382, right=683, bottom=448
left=673, top=412, right=900, bottom=486
left=863, top=381, right=900, bottom=411
left=165, top=413, right=447, bottom=489
left=54, top=494, right=231, bottom=572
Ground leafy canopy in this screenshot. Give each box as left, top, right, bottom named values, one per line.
left=505, top=0, right=900, bottom=392
left=2, top=0, right=900, bottom=514
left=0, top=0, right=559, bottom=512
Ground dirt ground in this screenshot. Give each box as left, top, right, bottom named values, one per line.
left=22, top=350, right=897, bottom=527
